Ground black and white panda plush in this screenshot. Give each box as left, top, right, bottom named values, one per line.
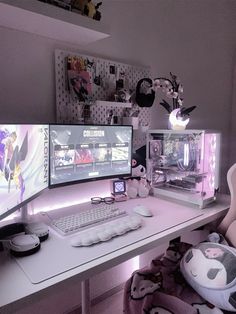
left=180, top=242, right=236, bottom=311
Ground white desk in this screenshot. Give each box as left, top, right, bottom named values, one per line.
left=0, top=195, right=230, bottom=314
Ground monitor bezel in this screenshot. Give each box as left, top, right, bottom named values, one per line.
left=48, top=124, right=133, bottom=189
left=0, top=123, right=49, bottom=221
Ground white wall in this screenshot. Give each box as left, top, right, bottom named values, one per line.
left=229, top=60, right=236, bottom=167
left=1, top=1, right=236, bottom=313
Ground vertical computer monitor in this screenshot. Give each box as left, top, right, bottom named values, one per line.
left=0, top=124, right=49, bottom=220
left=49, top=124, right=133, bottom=187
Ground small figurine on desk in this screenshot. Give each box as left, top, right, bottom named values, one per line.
left=110, top=179, right=127, bottom=202
left=126, top=146, right=150, bottom=199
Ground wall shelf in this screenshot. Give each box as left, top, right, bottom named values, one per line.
left=0, top=0, right=110, bottom=46
left=95, top=100, right=132, bottom=108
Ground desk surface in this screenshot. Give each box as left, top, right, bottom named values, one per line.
left=0, top=195, right=230, bottom=313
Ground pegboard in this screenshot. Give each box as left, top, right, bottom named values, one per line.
left=55, top=49, right=151, bottom=150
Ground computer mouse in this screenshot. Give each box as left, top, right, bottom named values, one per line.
left=133, top=205, right=153, bottom=217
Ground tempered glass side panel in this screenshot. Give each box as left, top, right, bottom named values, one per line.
left=146, top=130, right=220, bottom=207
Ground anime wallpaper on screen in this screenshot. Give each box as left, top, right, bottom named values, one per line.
left=49, top=125, right=132, bottom=186
left=0, top=124, right=49, bottom=219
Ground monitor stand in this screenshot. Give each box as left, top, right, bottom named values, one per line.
left=12, top=204, right=49, bottom=242
left=13, top=204, right=30, bottom=224
left=20, top=205, right=29, bottom=223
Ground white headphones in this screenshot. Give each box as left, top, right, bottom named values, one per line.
left=0, top=222, right=49, bottom=257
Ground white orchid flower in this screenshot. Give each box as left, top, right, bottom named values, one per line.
left=153, top=79, right=161, bottom=88
left=178, top=98, right=183, bottom=106
left=164, top=80, right=171, bottom=87
left=166, top=92, right=173, bottom=98
left=178, top=85, right=184, bottom=93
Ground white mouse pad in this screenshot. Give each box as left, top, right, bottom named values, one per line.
left=14, top=199, right=203, bottom=284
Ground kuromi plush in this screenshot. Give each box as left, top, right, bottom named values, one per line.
left=180, top=163, right=236, bottom=312
left=126, top=147, right=150, bottom=199
left=130, top=272, right=163, bottom=300
left=180, top=242, right=236, bottom=311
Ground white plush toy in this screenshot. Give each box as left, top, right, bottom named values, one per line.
left=127, top=177, right=150, bottom=199
left=180, top=241, right=236, bottom=312
left=180, top=163, right=236, bottom=312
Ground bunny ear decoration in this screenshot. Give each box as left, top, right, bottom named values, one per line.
left=180, top=106, right=197, bottom=117
left=135, top=78, right=155, bottom=108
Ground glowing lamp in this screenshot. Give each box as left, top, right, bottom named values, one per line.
left=168, top=108, right=190, bottom=130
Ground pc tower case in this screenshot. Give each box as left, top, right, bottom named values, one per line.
left=146, top=130, right=220, bottom=208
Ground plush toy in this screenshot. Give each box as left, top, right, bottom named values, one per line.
left=180, top=241, right=236, bottom=311
left=126, top=146, right=150, bottom=199
left=84, top=0, right=102, bottom=20
left=71, top=0, right=86, bottom=11
left=180, top=163, right=236, bottom=312
left=116, top=88, right=131, bottom=103
left=72, top=0, right=102, bottom=20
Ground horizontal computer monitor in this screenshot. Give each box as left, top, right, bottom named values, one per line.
left=49, top=124, right=133, bottom=187
left=0, top=124, right=49, bottom=220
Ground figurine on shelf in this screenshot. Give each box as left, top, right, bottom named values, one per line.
left=84, top=0, right=102, bottom=20
left=116, top=88, right=131, bottom=103
left=72, top=0, right=102, bottom=20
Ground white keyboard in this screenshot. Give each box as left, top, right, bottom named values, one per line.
left=70, top=215, right=142, bottom=247
left=51, top=204, right=127, bottom=235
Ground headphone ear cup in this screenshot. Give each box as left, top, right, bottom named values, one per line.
left=136, top=78, right=155, bottom=107
left=9, top=234, right=41, bottom=257
left=0, top=223, right=25, bottom=239
left=0, top=223, right=25, bottom=252
left=136, top=93, right=155, bottom=108
left=0, top=223, right=41, bottom=257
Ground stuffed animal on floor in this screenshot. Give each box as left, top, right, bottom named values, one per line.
left=126, top=146, right=150, bottom=199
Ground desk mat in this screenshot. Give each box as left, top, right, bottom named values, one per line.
left=15, top=199, right=203, bottom=284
